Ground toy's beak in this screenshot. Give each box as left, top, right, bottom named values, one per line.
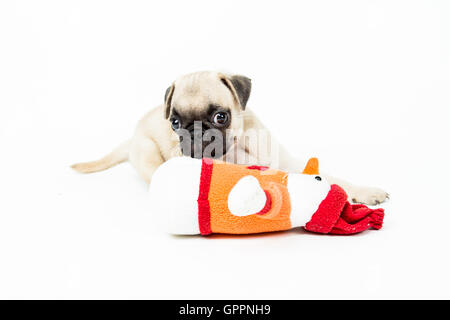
left=302, top=158, right=319, bottom=175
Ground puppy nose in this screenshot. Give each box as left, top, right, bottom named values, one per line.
left=186, top=123, right=205, bottom=140
left=192, top=129, right=204, bottom=141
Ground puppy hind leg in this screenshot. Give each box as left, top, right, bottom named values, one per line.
left=129, top=137, right=164, bottom=184
left=71, top=140, right=131, bottom=173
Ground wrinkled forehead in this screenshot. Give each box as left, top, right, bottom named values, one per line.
left=172, top=72, right=235, bottom=110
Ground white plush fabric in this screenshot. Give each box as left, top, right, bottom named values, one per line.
left=149, top=157, right=202, bottom=234
left=287, top=174, right=330, bottom=228
left=227, top=175, right=267, bottom=216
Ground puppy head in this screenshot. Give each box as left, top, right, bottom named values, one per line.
left=164, top=71, right=251, bottom=159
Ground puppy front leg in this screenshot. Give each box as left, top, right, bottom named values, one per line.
left=323, top=175, right=389, bottom=205
left=276, top=150, right=388, bottom=205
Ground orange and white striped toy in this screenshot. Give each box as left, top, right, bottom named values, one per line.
left=149, top=157, right=384, bottom=235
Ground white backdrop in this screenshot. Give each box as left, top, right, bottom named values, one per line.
left=0, top=0, right=449, bottom=299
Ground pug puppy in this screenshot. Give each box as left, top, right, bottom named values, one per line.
left=72, top=71, right=388, bottom=205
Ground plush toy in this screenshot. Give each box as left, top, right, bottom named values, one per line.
left=149, top=157, right=384, bottom=236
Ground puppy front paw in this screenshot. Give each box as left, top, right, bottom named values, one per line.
left=349, top=187, right=389, bottom=205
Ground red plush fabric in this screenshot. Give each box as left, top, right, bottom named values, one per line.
left=256, top=190, right=272, bottom=215
left=304, top=184, right=384, bottom=235
left=198, top=158, right=213, bottom=235
left=246, top=165, right=270, bottom=171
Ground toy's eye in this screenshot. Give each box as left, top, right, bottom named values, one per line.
left=171, top=118, right=181, bottom=131
left=315, top=176, right=322, bottom=181
left=212, top=112, right=229, bottom=126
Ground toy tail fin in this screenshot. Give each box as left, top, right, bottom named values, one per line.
left=71, top=139, right=131, bottom=174
left=302, top=158, right=319, bottom=175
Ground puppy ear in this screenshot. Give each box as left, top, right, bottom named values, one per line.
left=220, top=75, right=252, bottom=110
left=164, top=84, right=175, bottom=119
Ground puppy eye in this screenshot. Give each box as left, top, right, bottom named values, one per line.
left=315, top=176, right=322, bottom=181
left=212, top=112, right=229, bottom=126
left=171, top=118, right=181, bottom=131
